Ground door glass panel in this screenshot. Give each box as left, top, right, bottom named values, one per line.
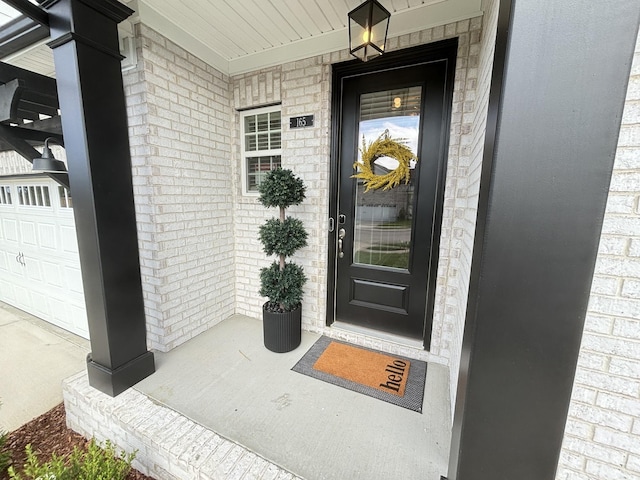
left=353, top=86, right=421, bottom=270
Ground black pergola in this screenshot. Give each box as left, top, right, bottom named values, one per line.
left=0, top=0, right=66, bottom=187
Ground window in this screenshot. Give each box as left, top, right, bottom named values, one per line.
left=241, top=105, right=282, bottom=193
left=0, top=186, right=11, bottom=205
left=59, top=186, right=72, bottom=208
left=16, top=185, right=50, bottom=207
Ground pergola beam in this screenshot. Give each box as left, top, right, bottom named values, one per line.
left=1, top=0, right=49, bottom=27
left=0, top=16, right=48, bottom=58
left=0, top=62, right=58, bottom=99
left=0, top=124, right=68, bottom=188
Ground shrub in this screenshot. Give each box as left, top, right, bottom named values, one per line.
left=258, top=168, right=308, bottom=312
left=0, top=430, right=10, bottom=474
left=0, top=401, right=11, bottom=474
left=8, top=439, right=135, bottom=480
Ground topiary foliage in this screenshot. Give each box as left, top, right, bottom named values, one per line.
left=259, top=217, right=308, bottom=257
left=258, top=168, right=308, bottom=312
left=258, top=168, right=306, bottom=209
left=259, top=262, right=306, bottom=311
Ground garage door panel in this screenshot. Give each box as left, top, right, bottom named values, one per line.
left=8, top=256, right=25, bottom=277
left=19, top=221, right=38, bottom=247
left=49, top=297, right=74, bottom=331
left=65, top=266, right=84, bottom=294
left=60, top=225, right=78, bottom=254
left=0, top=279, right=16, bottom=304
left=67, top=303, right=89, bottom=337
left=29, top=290, right=49, bottom=318
left=24, top=256, right=43, bottom=282
left=2, top=219, right=18, bottom=243
left=0, top=251, right=8, bottom=272
left=37, top=223, right=58, bottom=251
left=41, top=261, right=64, bottom=288
left=14, top=284, right=30, bottom=310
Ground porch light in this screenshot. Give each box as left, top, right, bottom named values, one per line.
left=348, top=0, right=391, bottom=62
left=32, top=137, right=66, bottom=172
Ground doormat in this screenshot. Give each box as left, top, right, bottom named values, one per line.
left=292, top=336, right=427, bottom=413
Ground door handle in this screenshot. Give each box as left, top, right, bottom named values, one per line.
left=338, top=228, right=345, bottom=259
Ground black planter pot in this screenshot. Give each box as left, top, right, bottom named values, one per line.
left=263, top=304, right=302, bottom=353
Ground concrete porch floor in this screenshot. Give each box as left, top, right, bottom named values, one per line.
left=64, top=314, right=452, bottom=480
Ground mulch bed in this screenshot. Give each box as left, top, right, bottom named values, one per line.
left=1, top=403, right=154, bottom=480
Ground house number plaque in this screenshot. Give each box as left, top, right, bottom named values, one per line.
left=289, top=115, right=314, bottom=129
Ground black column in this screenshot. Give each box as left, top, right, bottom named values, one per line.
left=448, top=1, right=640, bottom=479
left=45, top=0, right=154, bottom=396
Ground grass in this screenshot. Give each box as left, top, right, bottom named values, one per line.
left=354, top=250, right=409, bottom=269
left=365, top=242, right=410, bottom=252
left=376, top=219, right=412, bottom=229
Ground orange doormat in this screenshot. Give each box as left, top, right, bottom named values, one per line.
left=313, top=341, right=411, bottom=397
left=292, top=336, right=427, bottom=412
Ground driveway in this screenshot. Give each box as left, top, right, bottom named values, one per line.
left=0, top=302, right=89, bottom=432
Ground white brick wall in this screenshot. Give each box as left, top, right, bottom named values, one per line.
left=0, top=151, right=31, bottom=175
left=557, top=32, right=640, bottom=480
left=124, top=24, right=235, bottom=352
left=443, top=0, right=499, bottom=415
left=0, top=146, right=66, bottom=176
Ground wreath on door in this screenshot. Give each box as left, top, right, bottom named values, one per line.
left=352, top=130, right=417, bottom=192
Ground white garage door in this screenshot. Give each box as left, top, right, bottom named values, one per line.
left=0, top=176, right=89, bottom=339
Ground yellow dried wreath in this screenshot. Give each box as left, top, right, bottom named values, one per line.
left=352, top=130, right=418, bottom=192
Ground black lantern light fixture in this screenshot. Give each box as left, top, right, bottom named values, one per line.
left=32, top=137, right=66, bottom=172
left=348, top=0, right=391, bottom=62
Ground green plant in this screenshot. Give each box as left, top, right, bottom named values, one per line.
left=0, top=430, right=10, bottom=474
left=8, top=439, right=135, bottom=480
left=0, top=401, right=11, bottom=474
left=258, top=168, right=308, bottom=312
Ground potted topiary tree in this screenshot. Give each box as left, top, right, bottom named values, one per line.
left=258, top=168, right=308, bottom=353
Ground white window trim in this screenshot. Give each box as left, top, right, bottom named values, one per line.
left=240, top=104, right=282, bottom=195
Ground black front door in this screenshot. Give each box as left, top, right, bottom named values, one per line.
left=329, top=42, right=456, bottom=346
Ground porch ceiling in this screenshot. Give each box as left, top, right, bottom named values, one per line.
left=1, top=0, right=482, bottom=77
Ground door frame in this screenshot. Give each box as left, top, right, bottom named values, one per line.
left=326, top=38, right=458, bottom=349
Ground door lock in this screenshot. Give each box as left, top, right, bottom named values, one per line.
left=338, top=228, right=346, bottom=259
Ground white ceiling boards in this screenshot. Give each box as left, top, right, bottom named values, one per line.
left=1, top=0, right=482, bottom=77
left=133, top=0, right=481, bottom=74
